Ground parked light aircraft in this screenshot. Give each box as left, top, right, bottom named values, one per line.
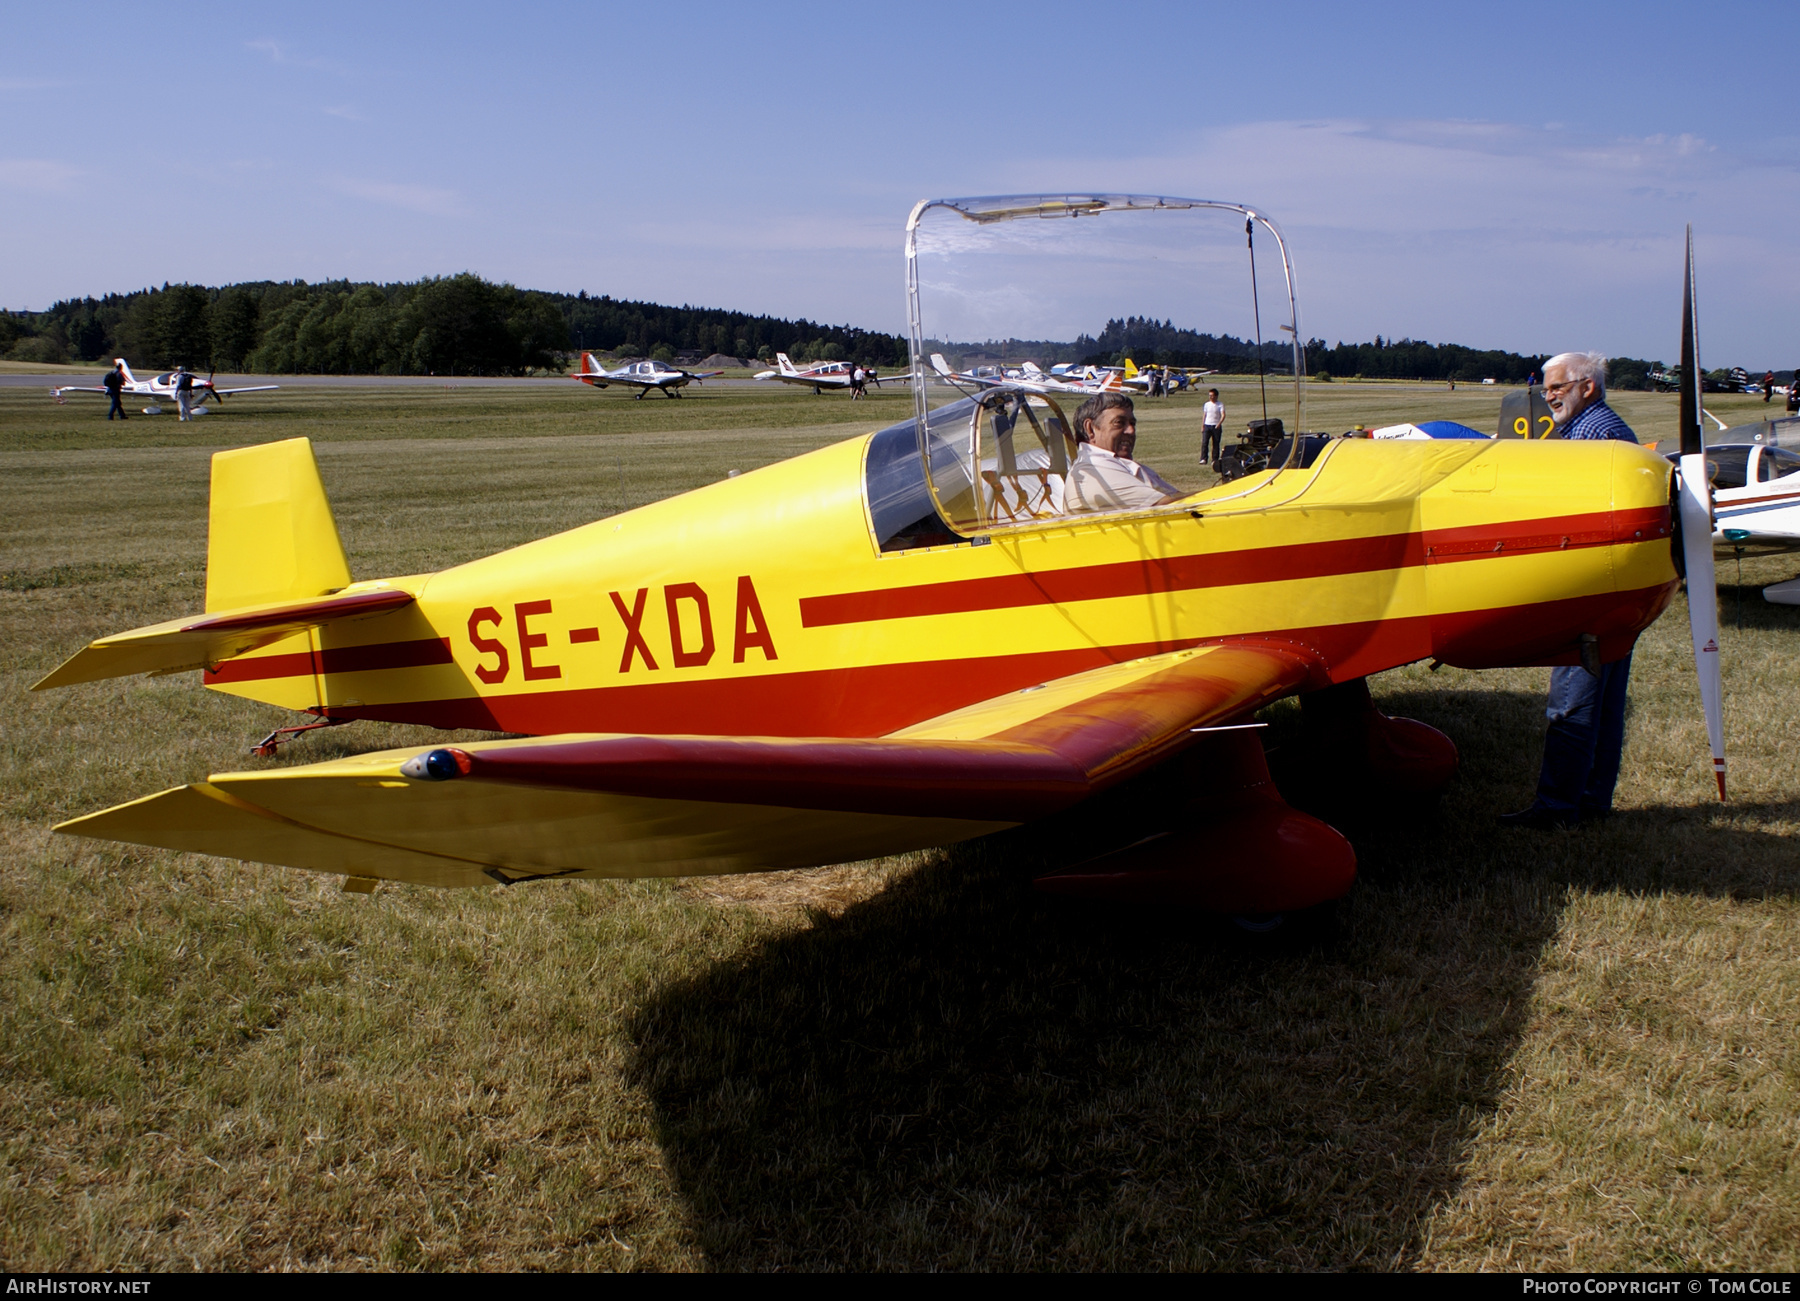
left=571, top=352, right=722, bottom=398
left=1041, top=359, right=1210, bottom=393
left=52, top=360, right=279, bottom=414
left=33, top=198, right=1729, bottom=917
left=930, top=354, right=1101, bottom=395
left=1668, top=417, right=1800, bottom=575
left=754, top=353, right=894, bottom=394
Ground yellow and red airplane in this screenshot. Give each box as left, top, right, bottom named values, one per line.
left=35, top=200, right=1727, bottom=917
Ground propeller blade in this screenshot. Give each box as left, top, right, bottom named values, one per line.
left=1679, top=226, right=1703, bottom=457
left=1679, top=454, right=1726, bottom=800
left=1676, top=227, right=1725, bottom=800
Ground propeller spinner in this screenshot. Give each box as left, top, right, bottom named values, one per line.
left=1674, top=225, right=1727, bottom=800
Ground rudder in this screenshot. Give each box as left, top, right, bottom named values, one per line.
left=207, top=437, right=351, bottom=611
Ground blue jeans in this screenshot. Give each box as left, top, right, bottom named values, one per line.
left=1534, top=654, right=1632, bottom=814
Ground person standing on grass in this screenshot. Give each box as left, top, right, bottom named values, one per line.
left=175, top=368, right=195, bottom=422
left=103, top=361, right=127, bottom=421
left=1200, top=388, right=1225, bottom=471
left=1764, top=371, right=1775, bottom=404
left=1500, top=352, right=1640, bottom=831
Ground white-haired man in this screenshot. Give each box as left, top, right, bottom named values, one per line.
left=1501, top=352, right=1640, bottom=830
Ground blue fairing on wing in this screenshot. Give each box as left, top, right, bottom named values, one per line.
left=1416, top=420, right=1489, bottom=439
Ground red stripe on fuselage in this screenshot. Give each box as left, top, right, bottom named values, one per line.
left=798, top=507, right=1669, bottom=628
left=309, top=583, right=1673, bottom=738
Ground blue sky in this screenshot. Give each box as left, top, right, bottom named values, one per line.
left=2, top=0, right=1794, bottom=364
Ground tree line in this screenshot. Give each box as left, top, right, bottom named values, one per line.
left=0, top=276, right=910, bottom=375
left=1089, top=317, right=1674, bottom=390
left=2, top=286, right=1688, bottom=388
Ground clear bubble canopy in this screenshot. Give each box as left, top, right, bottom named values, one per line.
left=889, top=194, right=1306, bottom=538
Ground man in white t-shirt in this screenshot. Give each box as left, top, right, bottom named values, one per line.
left=1063, top=392, right=1183, bottom=513
left=1200, top=388, right=1225, bottom=470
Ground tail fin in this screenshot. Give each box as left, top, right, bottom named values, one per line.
left=580, top=350, right=601, bottom=375
left=207, top=438, right=351, bottom=611
left=777, top=352, right=797, bottom=374
left=930, top=353, right=954, bottom=377
left=114, top=357, right=136, bottom=384
left=1123, top=358, right=1139, bottom=379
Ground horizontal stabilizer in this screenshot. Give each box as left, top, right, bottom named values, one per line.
left=32, top=587, right=414, bottom=691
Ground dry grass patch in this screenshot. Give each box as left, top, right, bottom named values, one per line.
left=675, top=860, right=916, bottom=919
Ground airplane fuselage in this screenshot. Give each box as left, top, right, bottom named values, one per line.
left=1706, top=443, right=1800, bottom=552
left=209, top=431, right=1679, bottom=741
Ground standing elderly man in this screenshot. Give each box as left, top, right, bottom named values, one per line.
left=1063, top=391, right=1183, bottom=512
left=1501, top=352, right=1640, bottom=830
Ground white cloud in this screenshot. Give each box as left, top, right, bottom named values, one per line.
left=0, top=158, right=82, bottom=192
left=326, top=175, right=462, bottom=217
left=245, top=38, right=348, bottom=76
left=1002, top=119, right=1799, bottom=361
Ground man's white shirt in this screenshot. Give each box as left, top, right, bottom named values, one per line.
left=1202, top=400, right=1225, bottom=428
left=1064, top=443, right=1180, bottom=513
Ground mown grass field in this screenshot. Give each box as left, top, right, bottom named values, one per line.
left=2, top=378, right=1797, bottom=1271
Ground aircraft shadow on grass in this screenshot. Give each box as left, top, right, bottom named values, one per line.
left=625, top=686, right=1798, bottom=1270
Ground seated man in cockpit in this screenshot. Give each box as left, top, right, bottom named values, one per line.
left=1063, top=392, right=1183, bottom=513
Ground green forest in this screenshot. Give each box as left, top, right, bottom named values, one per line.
left=0, top=280, right=1702, bottom=388
left=0, top=276, right=909, bottom=375
left=1084, top=316, right=1670, bottom=390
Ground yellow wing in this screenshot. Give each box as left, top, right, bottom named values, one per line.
left=55, top=642, right=1313, bottom=887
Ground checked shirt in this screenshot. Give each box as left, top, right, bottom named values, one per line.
left=1558, top=399, right=1638, bottom=443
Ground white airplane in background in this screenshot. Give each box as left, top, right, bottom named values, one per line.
left=1666, top=416, right=1800, bottom=605
left=1048, top=359, right=1218, bottom=393
left=571, top=352, right=722, bottom=398
left=753, top=353, right=899, bottom=394
left=931, top=354, right=1115, bottom=395
left=52, top=360, right=279, bottom=414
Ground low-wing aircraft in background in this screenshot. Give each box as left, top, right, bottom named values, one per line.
left=571, top=352, right=722, bottom=398
left=753, top=352, right=899, bottom=394
left=1650, top=364, right=1755, bottom=394
left=52, top=360, right=279, bottom=414
left=1666, top=417, right=1800, bottom=605
left=929, top=354, right=1101, bottom=395
left=33, top=197, right=1729, bottom=922
left=1044, top=359, right=1216, bottom=394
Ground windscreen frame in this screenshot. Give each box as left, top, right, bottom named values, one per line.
left=903, top=193, right=1306, bottom=536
